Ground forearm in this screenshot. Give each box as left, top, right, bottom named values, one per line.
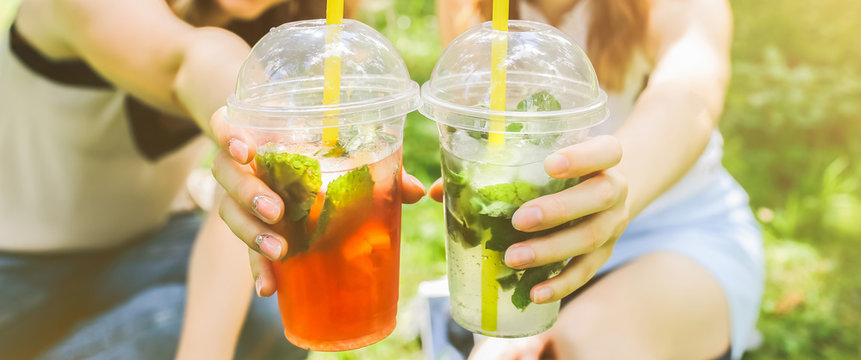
left=177, top=198, right=254, bottom=359
left=614, top=84, right=716, bottom=217
left=49, top=0, right=250, bottom=134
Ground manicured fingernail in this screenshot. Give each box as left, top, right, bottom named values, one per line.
left=255, top=276, right=263, bottom=297
left=532, top=286, right=553, bottom=303
left=228, top=138, right=248, bottom=162
left=252, top=195, right=279, bottom=222
left=256, top=234, right=282, bottom=260
left=512, top=206, right=543, bottom=230
left=505, top=246, right=535, bottom=267
left=545, top=153, right=569, bottom=176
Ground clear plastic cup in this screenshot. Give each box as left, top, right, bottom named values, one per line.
left=419, top=20, right=607, bottom=337
left=227, top=19, right=418, bottom=351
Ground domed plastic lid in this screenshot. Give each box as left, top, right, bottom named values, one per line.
left=228, top=19, right=418, bottom=129
left=420, top=21, right=607, bottom=133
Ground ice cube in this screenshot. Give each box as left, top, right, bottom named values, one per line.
left=517, top=161, right=550, bottom=186
left=448, top=129, right=484, bottom=161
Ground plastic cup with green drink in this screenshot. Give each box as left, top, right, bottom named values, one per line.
left=420, top=20, right=608, bottom=337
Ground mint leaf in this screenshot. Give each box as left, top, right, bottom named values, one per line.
left=516, top=90, right=562, bottom=112
left=505, top=123, right=524, bottom=132
left=471, top=199, right=519, bottom=218
left=255, top=151, right=321, bottom=222
left=512, top=262, right=565, bottom=310
left=323, top=142, right=346, bottom=158
left=497, top=270, right=521, bottom=291
left=445, top=208, right=481, bottom=248
left=328, top=165, right=374, bottom=208
left=445, top=166, right=468, bottom=186
left=312, top=165, right=374, bottom=240
left=473, top=181, right=541, bottom=217
left=479, top=182, right=541, bottom=205
left=544, top=177, right=580, bottom=194
left=312, top=200, right=335, bottom=242
left=483, top=215, right=529, bottom=251
left=442, top=164, right=483, bottom=249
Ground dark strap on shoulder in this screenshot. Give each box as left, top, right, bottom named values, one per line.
left=125, top=97, right=202, bottom=161
left=9, top=23, right=111, bottom=88
left=8, top=23, right=202, bottom=161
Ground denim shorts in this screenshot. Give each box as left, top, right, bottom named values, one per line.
left=597, top=168, right=765, bottom=360
left=0, top=212, right=308, bottom=360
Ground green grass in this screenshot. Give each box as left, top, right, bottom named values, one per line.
left=4, top=0, right=859, bottom=358
left=725, top=1, right=861, bottom=358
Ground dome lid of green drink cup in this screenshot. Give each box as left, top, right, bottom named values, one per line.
left=228, top=19, right=418, bottom=129
left=420, top=21, right=608, bottom=133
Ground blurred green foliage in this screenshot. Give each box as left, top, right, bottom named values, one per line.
left=3, top=0, right=859, bottom=358
left=725, top=0, right=861, bottom=358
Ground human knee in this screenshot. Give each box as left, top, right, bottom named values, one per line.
left=550, top=300, right=661, bottom=360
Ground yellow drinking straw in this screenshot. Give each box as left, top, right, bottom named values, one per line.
left=481, top=0, right=509, bottom=334
left=322, top=0, right=344, bottom=147
left=487, top=0, right=509, bottom=146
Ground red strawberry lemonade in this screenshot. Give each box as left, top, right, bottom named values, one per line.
left=256, top=146, right=402, bottom=351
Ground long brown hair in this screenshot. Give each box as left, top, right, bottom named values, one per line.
left=479, top=0, right=650, bottom=92
left=181, top=0, right=360, bottom=45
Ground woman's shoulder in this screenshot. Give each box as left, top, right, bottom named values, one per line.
left=643, top=0, right=732, bottom=62
left=14, top=0, right=79, bottom=60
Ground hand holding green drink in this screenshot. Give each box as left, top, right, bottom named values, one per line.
left=420, top=11, right=627, bottom=335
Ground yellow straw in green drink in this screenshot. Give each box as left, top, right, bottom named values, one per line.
left=322, top=0, right=343, bottom=146
left=481, top=0, right=510, bottom=334
left=488, top=0, right=509, bottom=146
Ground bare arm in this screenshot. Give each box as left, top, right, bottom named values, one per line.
left=616, top=0, right=732, bottom=216
left=176, top=193, right=254, bottom=360
left=30, top=0, right=257, bottom=354
left=46, top=0, right=250, bottom=135
left=437, top=0, right=482, bottom=46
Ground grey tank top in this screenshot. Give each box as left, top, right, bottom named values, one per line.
left=0, top=24, right=210, bottom=252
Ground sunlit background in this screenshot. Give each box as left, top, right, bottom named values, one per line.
left=2, top=0, right=859, bottom=358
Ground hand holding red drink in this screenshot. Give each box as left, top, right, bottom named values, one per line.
left=210, top=108, right=426, bottom=297
left=211, top=13, right=421, bottom=350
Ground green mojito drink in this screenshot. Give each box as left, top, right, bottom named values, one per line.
left=442, top=144, right=578, bottom=336
left=420, top=21, right=608, bottom=337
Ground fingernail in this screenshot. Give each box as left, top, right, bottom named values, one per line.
left=255, top=276, right=263, bottom=297
left=533, top=286, right=553, bottom=303
left=545, top=153, right=569, bottom=176
left=512, top=206, right=543, bottom=230
left=505, top=246, right=535, bottom=267
left=252, top=195, right=279, bottom=222
left=256, top=234, right=283, bottom=260
left=228, top=138, right=248, bottom=162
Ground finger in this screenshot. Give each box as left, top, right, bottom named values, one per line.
left=219, top=195, right=287, bottom=261
left=544, top=135, right=622, bottom=179
left=401, top=170, right=427, bottom=204
left=529, top=239, right=616, bottom=304
left=505, top=205, right=626, bottom=269
left=512, top=171, right=627, bottom=231
left=210, top=106, right=257, bottom=164
left=429, top=177, right=444, bottom=202
left=473, top=336, right=548, bottom=360
left=249, top=249, right=277, bottom=297
left=212, top=150, right=284, bottom=224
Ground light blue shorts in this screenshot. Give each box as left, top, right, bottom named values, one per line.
left=596, top=168, right=765, bottom=360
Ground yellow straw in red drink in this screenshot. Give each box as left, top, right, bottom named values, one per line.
left=322, top=0, right=344, bottom=146
left=481, top=0, right=509, bottom=334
